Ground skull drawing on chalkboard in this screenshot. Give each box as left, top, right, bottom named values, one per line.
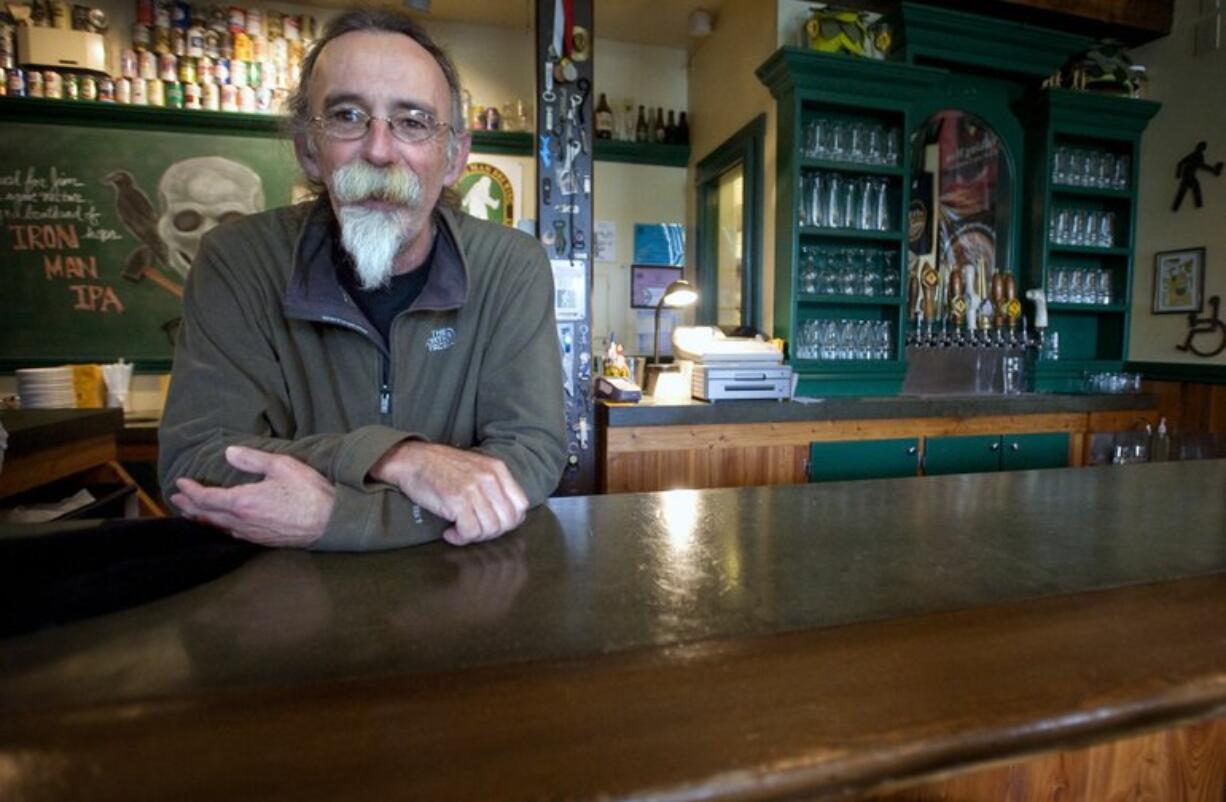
left=157, top=157, right=265, bottom=280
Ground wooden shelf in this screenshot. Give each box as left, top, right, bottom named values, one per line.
left=797, top=294, right=904, bottom=306
left=800, top=227, right=905, bottom=241
left=594, top=139, right=690, bottom=167
left=799, top=158, right=904, bottom=176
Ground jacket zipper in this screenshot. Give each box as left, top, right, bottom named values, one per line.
left=379, top=351, right=392, bottom=419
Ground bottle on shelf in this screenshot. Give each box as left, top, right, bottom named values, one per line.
left=654, top=107, right=666, bottom=144
left=635, top=105, right=649, bottom=143
left=665, top=110, right=677, bottom=144
left=594, top=92, right=614, bottom=139
left=677, top=111, right=690, bottom=146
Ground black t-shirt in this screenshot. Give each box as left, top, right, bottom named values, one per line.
left=338, top=233, right=436, bottom=345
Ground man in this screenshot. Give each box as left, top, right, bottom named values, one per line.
left=159, top=10, right=566, bottom=550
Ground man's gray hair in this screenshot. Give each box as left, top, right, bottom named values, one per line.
left=286, top=9, right=466, bottom=150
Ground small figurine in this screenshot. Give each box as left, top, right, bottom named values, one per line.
left=1172, top=142, right=1223, bottom=211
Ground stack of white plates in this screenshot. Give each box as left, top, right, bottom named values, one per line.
left=17, top=366, right=76, bottom=409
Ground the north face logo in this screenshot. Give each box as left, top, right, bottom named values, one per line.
left=426, top=327, right=456, bottom=352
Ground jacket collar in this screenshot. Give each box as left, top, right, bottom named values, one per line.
left=282, top=194, right=470, bottom=331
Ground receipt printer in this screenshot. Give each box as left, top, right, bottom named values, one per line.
left=596, top=376, right=642, bottom=402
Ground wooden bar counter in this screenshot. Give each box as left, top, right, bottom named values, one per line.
left=2, top=460, right=1226, bottom=801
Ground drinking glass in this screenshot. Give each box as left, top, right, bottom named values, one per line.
left=874, top=178, right=892, bottom=231
left=841, top=249, right=859, bottom=296
left=1098, top=211, right=1115, bottom=248
left=866, top=124, right=884, bottom=165
left=1070, top=209, right=1087, bottom=246
left=1052, top=146, right=1068, bottom=184
left=830, top=121, right=848, bottom=161
left=808, top=171, right=826, bottom=227
left=882, top=251, right=899, bottom=296
left=1068, top=148, right=1086, bottom=186
left=1111, top=154, right=1130, bottom=190
left=826, top=173, right=843, bottom=228
left=1049, top=268, right=1067, bottom=303
left=864, top=250, right=884, bottom=297
left=800, top=246, right=818, bottom=294
left=1052, top=208, right=1071, bottom=245
left=841, top=177, right=858, bottom=230
left=849, top=122, right=867, bottom=163
left=1069, top=268, right=1086, bottom=304
left=1095, top=268, right=1112, bottom=305
left=858, top=176, right=876, bottom=231
left=819, top=249, right=839, bottom=295
left=884, top=127, right=900, bottom=166
left=875, top=320, right=892, bottom=360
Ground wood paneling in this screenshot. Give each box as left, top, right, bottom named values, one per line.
left=1142, top=380, right=1226, bottom=435
left=865, top=716, right=1226, bottom=802
left=606, top=444, right=806, bottom=492
left=0, top=433, right=116, bottom=498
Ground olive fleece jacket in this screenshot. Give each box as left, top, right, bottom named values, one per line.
left=158, top=197, right=567, bottom=551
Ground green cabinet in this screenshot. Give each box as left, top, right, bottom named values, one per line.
left=809, top=438, right=920, bottom=482
left=1025, top=89, right=1159, bottom=392
left=925, top=432, right=1070, bottom=476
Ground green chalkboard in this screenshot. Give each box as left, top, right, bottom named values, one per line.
left=0, top=102, right=303, bottom=371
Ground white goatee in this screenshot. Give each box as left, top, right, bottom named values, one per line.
left=330, top=161, right=424, bottom=291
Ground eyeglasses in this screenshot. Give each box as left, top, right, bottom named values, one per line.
left=309, top=107, right=452, bottom=144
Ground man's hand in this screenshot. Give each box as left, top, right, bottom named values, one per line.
left=370, top=441, right=529, bottom=546
left=171, top=446, right=336, bottom=548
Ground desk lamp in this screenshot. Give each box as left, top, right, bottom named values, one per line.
left=644, top=279, right=698, bottom=397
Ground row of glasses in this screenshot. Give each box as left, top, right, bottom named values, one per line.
left=1049, top=267, right=1114, bottom=305
left=1052, top=146, right=1130, bottom=191
left=799, top=171, right=893, bottom=232
left=795, top=319, right=894, bottom=361
left=802, top=117, right=901, bottom=165
left=798, top=245, right=900, bottom=298
left=1050, top=208, right=1117, bottom=248
left=1085, top=371, right=1142, bottom=394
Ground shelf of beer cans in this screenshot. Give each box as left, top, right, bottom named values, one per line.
left=2, top=1, right=318, bottom=113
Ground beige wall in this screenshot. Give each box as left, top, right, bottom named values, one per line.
left=1130, top=0, right=1225, bottom=365
left=687, top=0, right=779, bottom=334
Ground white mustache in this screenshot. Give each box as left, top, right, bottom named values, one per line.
left=331, top=162, right=422, bottom=206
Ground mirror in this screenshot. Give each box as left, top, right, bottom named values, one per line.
left=907, top=110, right=1014, bottom=327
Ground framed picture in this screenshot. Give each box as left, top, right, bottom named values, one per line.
left=1153, top=248, right=1205, bottom=314
left=630, top=265, right=683, bottom=309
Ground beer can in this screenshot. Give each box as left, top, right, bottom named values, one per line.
left=136, top=0, right=154, bottom=26
left=79, top=74, right=96, bottom=100
left=196, top=55, right=213, bottom=84
left=271, top=37, right=288, bottom=66
left=139, top=50, right=158, bottom=79
left=178, top=56, right=196, bottom=84
left=5, top=67, right=23, bottom=97
left=232, top=31, right=251, bottom=62
left=203, top=29, right=220, bottom=59
left=71, top=5, right=91, bottom=31
left=131, top=23, right=150, bottom=50
left=97, top=76, right=114, bottom=101
left=238, top=85, right=255, bottom=112
left=43, top=70, right=63, bottom=99
left=202, top=80, right=219, bottom=110
left=271, top=87, right=288, bottom=113
left=131, top=76, right=148, bottom=105
left=172, top=27, right=186, bottom=57
left=187, top=24, right=204, bottom=58
left=282, top=14, right=299, bottom=41
left=250, top=35, right=266, bottom=63
left=147, top=78, right=165, bottom=106
left=27, top=69, right=44, bottom=98
left=154, top=1, right=171, bottom=29
left=265, top=11, right=282, bottom=40
left=0, top=22, right=14, bottom=70
left=120, top=49, right=138, bottom=78
left=247, top=59, right=261, bottom=89
left=219, top=83, right=237, bottom=111
left=159, top=53, right=177, bottom=81
left=213, top=57, right=230, bottom=85
left=63, top=73, right=78, bottom=101
left=228, top=6, right=245, bottom=33
left=165, top=79, right=183, bottom=108
left=301, top=15, right=316, bottom=41
left=255, top=86, right=272, bottom=112
left=183, top=81, right=200, bottom=109
left=153, top=25, right=171, bottom=55
left=219, top=30, right=233, bottom=60
left=230, top=58, right=247, bottom=87
left=115, top=76, right=132, bottom=104
left=171, top=0, right=190, bottom=29
left=246, top=7, right=262, bottom=37
left=51, top=1, right=70, bottom=30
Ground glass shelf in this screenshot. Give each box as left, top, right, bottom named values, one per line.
left=1048, top=244, right=1132, bottom=257
left=799, top=158, right=905, bottom=176
left=799, top=226, right=904, bottom=241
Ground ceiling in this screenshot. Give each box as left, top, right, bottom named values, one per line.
left=302, top=0, right=727, bottom=49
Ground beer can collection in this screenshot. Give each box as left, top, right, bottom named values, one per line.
left=9, top=2, right=316, bottom=115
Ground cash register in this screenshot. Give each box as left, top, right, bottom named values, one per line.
left=672, top=326, right=792, bottom=401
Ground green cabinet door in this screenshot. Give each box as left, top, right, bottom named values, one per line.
left=1001, top=432, right=1070, bottom=471
left=809, top=438, right=920, bottom=482
left=923, top=435, right=1002, bottom=476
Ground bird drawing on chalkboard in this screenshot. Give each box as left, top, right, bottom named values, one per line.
left=103, top=170, right=183, bottom=298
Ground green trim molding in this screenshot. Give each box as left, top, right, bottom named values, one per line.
left=892, top=2, right=1092, bottom=77
left=1128, top=361, right=1226, bottom=385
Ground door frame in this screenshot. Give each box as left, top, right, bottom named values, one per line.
left=695, top=114, right=766, bottom=331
